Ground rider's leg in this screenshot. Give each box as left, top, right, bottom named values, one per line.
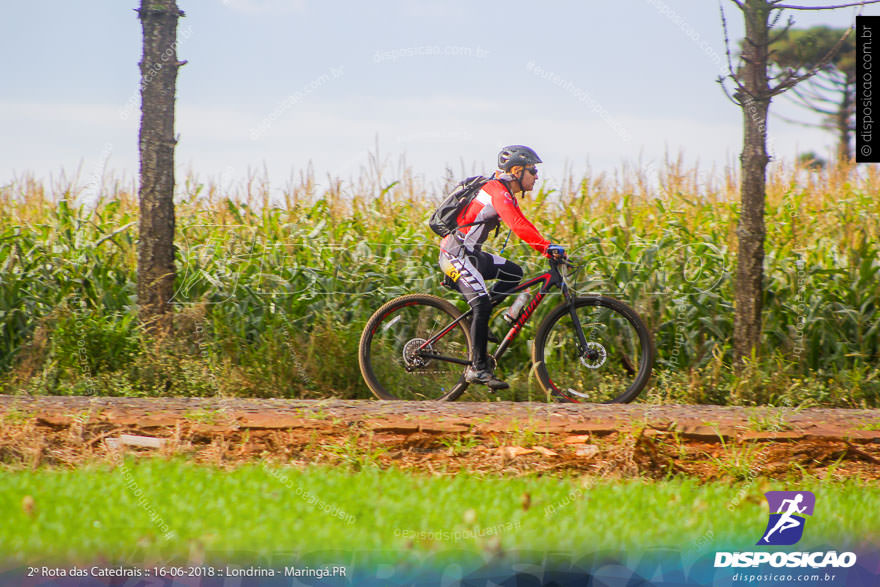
left=438, top=249, right=508, bottom=389
left=462, top=290, right=508, bottom=389
left=468, top=295, right=492, bottom=366
left=439, top=248, right=493, bottom=365
left=474, top=253, right=523, bottom=298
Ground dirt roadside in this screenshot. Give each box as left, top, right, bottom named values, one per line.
left=2, top=395, right=879, bottom=480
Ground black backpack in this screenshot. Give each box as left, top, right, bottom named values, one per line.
left=428, top=176, right=493, bottom=237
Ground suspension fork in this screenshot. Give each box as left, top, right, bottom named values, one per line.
left=564, top=285, right=589, bottom=353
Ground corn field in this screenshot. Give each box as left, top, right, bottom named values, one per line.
left=1, top=157, right=878, bottom=406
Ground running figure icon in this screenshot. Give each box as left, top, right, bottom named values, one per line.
left=757, top=490, right=815, bottom=546
left=762, top=493, right=806, bottom=543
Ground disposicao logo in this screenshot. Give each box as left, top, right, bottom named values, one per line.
left=758, top=490, right=815, bottom=546
left=714, top=490, right=858, bottom=569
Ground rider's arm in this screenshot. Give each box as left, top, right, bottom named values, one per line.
left=485, top=181, right=551, bottom=256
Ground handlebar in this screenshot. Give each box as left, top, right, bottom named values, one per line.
left=550, top=255, right=582, bottom=291
left=548, top=254, right=576, bottom=269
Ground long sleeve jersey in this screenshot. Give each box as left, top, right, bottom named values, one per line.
left=440, top=179, right=551, bottom=256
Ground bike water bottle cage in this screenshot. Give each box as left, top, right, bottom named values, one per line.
left=504, top=290, right=531, bottom=323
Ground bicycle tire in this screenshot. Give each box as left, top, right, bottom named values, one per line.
left=359, top=294, right=472, bottom=400
left=532, top=295, right=655, bottom=403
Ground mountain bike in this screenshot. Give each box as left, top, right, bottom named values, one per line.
left=358, top=257, right=654, bottom=403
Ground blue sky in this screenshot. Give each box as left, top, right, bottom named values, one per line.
left=1, top=0, right=874, bottom=195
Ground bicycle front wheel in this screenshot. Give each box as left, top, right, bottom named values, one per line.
left=533, top=295, right=654, bottom=403
left=359, top=294, right=472, bottom=400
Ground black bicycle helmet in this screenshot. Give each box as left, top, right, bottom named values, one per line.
left=497, top=145, right=542, bottom=171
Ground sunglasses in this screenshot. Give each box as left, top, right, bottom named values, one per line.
left=525, top=167, right=538, bottom=175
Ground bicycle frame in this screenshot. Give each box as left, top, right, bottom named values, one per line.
left=417, top=258, right=585, bottom=365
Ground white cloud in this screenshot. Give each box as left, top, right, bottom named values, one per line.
left=395, top=0, right=461, bottom=18
left=219, top=0, right=306, bottom=14
left=0, top=101, right=134, bottom=127
left=0, top=95, right=841, bottom=196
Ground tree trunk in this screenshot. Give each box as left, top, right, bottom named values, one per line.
left=137, top=0, right=184, bottom=334
left=734, top=0, right=771, bottom=365
left=836, top=74, right=853, bottom=162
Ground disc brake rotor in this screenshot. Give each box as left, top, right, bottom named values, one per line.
left=580, top=341, right=607, bottom=369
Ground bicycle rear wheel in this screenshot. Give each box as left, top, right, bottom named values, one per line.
left=533, top=295, right=654, bottom=403
left=359, top=294, right=472, bottom=400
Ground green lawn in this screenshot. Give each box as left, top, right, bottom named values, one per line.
left=2, top=459, right=878, bottom=565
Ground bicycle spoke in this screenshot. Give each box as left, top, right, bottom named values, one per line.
left=536, top=297, right=653, bottom=403
left=361, top=296, right=470, bottom=400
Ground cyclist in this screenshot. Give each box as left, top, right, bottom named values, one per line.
left=438, top=145, right=565, bottom=390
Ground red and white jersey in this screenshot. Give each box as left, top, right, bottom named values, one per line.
left=441, top=179, right=551, bottom=255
